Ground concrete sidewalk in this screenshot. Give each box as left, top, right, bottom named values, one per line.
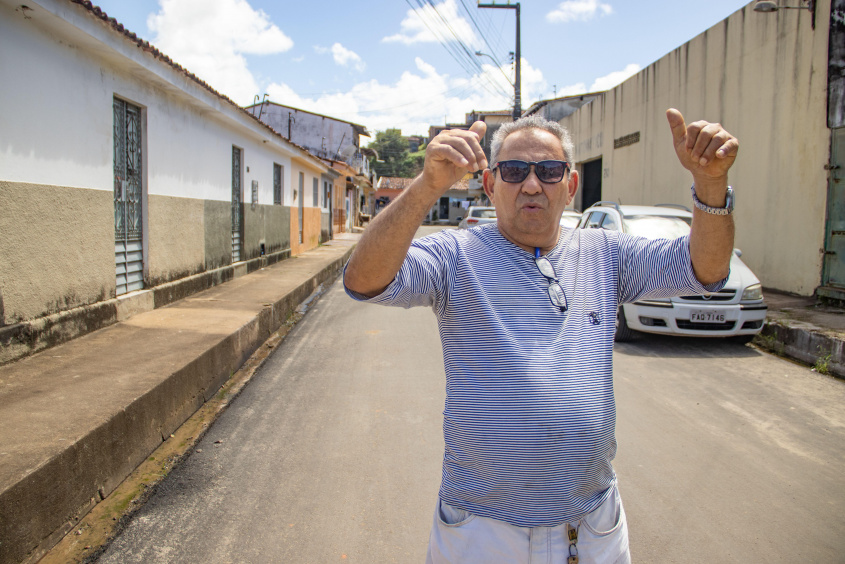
left=0, top=234, right=359, bottom=564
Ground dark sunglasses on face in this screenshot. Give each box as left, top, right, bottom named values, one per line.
left=492, top=160, right=570, bottom=184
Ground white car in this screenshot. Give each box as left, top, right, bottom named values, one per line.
left=578, top=202, right=768, bottom=343
left=559, top=209, right=582, bottom=229
left=458, top=206, right=497, bottom=229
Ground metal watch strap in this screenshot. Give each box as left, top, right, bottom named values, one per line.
left=691, top=184, right=734, bottom=215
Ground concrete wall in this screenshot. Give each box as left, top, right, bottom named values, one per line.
left=290, top=208, right=323, bottom=255
left=560, top=0, right=831, bottom=296
left=0, top=182, right=113, bottom=324
left=257, top=104, right=363, bottom=162
left=528, top=94, right=600, bottom=123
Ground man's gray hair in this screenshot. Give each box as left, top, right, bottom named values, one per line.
left=489, top=115, right=575, bottom=167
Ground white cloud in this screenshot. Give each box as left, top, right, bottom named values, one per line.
left=265, top=57, right=549, bottom=138
left=540, top=63, right=639, bottom=101
left=316, top=43, right=365, bottom=72
left=589, top=63, right=640, bottom=91
left=383, top=0, right=479, bottom=48
left=148, top=0, right=293, bottom=104
left=555, top=83, right=589, bottom=97
left=546, top=0, right=613, bottom=23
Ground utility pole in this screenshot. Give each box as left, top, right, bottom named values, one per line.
left=478, top=2, right=520, bottom=120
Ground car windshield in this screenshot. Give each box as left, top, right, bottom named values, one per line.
left=623, top=215, right=691, bottom=239
left=472, top=209, right=496, bottom=218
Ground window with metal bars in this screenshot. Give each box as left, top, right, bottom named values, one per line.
left=273, top=163, right=283, bottom=205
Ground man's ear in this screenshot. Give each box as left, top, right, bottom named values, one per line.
left=482, top=168, right=495, bottom=202
left=566, top=169, right=579, bottom=205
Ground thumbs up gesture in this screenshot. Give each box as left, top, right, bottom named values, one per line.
left=666, top=108, right=738, bottom=183
left=422, top=120, right=489, bottom=194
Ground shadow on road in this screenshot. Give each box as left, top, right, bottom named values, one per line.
left=613, top=333, right=765, bottom=359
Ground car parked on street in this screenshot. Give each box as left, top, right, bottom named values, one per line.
left=559, top=209, right=582, bottom=229
left=458, top=206, right=497, bottom=229
left=578, top=201, right=768, bottom=343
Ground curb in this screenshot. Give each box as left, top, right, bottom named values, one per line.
left=756, top=319, right=845, bottom=379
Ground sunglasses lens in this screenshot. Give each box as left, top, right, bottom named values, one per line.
left=499, top=161, right=529, bottom=182
left=536, top=161, right=567, bottom=183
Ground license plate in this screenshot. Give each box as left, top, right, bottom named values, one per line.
left=690, top=309, right=726, bottom=323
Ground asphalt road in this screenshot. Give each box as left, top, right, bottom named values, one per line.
left=98, top=226, right=845, bottom=563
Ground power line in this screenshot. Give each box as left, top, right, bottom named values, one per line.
left=457, top=0, right=507, bottom=69
left=428, top=0, right=512, bottom=100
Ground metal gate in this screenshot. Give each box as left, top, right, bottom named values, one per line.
left=113, top=98, right=144, bottom=295
left=232, top=146, right=243, bottom=262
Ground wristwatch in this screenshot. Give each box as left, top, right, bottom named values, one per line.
left=691, top=184, right=734, bottom=215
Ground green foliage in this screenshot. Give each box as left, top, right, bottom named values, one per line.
left=813, top=351, right=832, bottom=375
left=368, top=129, right=424, bottom=178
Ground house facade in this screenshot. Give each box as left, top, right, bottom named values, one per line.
left=557, top=0, right=843, bottom=298
left=247, top=101, right=377, bottom=235
left=0, top=0, right=339, bottom=363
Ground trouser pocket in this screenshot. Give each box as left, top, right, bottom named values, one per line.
left=437, top=499, right=474, bottom=527
left=582, top=485, right=623, bottom=537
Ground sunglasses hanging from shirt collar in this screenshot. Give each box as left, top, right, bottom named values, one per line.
left=534, top=248, right=567, bottom=312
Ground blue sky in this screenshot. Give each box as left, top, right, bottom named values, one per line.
left=91, top=0, right=751, bottom=138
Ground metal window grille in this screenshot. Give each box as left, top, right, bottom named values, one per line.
left=313, top=177, right=319, bottom=207
left=274, top=163, right=283, bottom=205
left=298, top=172, right=304, bottom=244
left=232, top=146, right=243, bottom=262
left=113, top=98, right=144, bottom=295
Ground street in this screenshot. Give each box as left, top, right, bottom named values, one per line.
left=98, top=227, right=845, bottom=564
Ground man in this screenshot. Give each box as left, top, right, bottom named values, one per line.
left=344, top=109, right=738, bottom=563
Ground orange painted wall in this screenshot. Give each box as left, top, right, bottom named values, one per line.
left=289, top=206, right=322, bottom=255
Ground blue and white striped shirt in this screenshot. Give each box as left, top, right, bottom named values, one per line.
left=344, top=223, right=724, bottom=527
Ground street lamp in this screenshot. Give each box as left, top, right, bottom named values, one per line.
left=474, top=51, right=514, bottom=87
left=753, top=0, right=815, bottom=27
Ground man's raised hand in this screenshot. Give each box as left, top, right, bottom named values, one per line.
left=422, top=120, right=488, bottom=194
left=666, top=108, right=738, bottom=183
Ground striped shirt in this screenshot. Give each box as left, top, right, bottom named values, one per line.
left=344, top=223, right=724, bottom=527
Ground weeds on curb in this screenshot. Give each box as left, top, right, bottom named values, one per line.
left=813, top=352, right=833, bottom=375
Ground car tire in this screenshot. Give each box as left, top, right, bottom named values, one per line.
left=615, top=306, right=636, bottom=342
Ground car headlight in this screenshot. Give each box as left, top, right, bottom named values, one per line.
left=741, top=283, right=763, bottom=301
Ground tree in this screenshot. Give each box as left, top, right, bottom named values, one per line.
left=368, top=129, right=424, bottom=178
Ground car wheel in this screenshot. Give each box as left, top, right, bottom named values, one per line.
left=730, top=334, right=755, bottom=345
left=615, top=306, right=636, bottom=342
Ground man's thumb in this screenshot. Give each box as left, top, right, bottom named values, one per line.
left=666, top=108, right=686, bottom=146
left=469, top=120, right=487, bottom=139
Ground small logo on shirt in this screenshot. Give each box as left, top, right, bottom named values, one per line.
left=588, top=312, right=601, bottom=325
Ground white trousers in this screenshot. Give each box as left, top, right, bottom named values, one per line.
left=426, top=484, right=631, bottom=564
